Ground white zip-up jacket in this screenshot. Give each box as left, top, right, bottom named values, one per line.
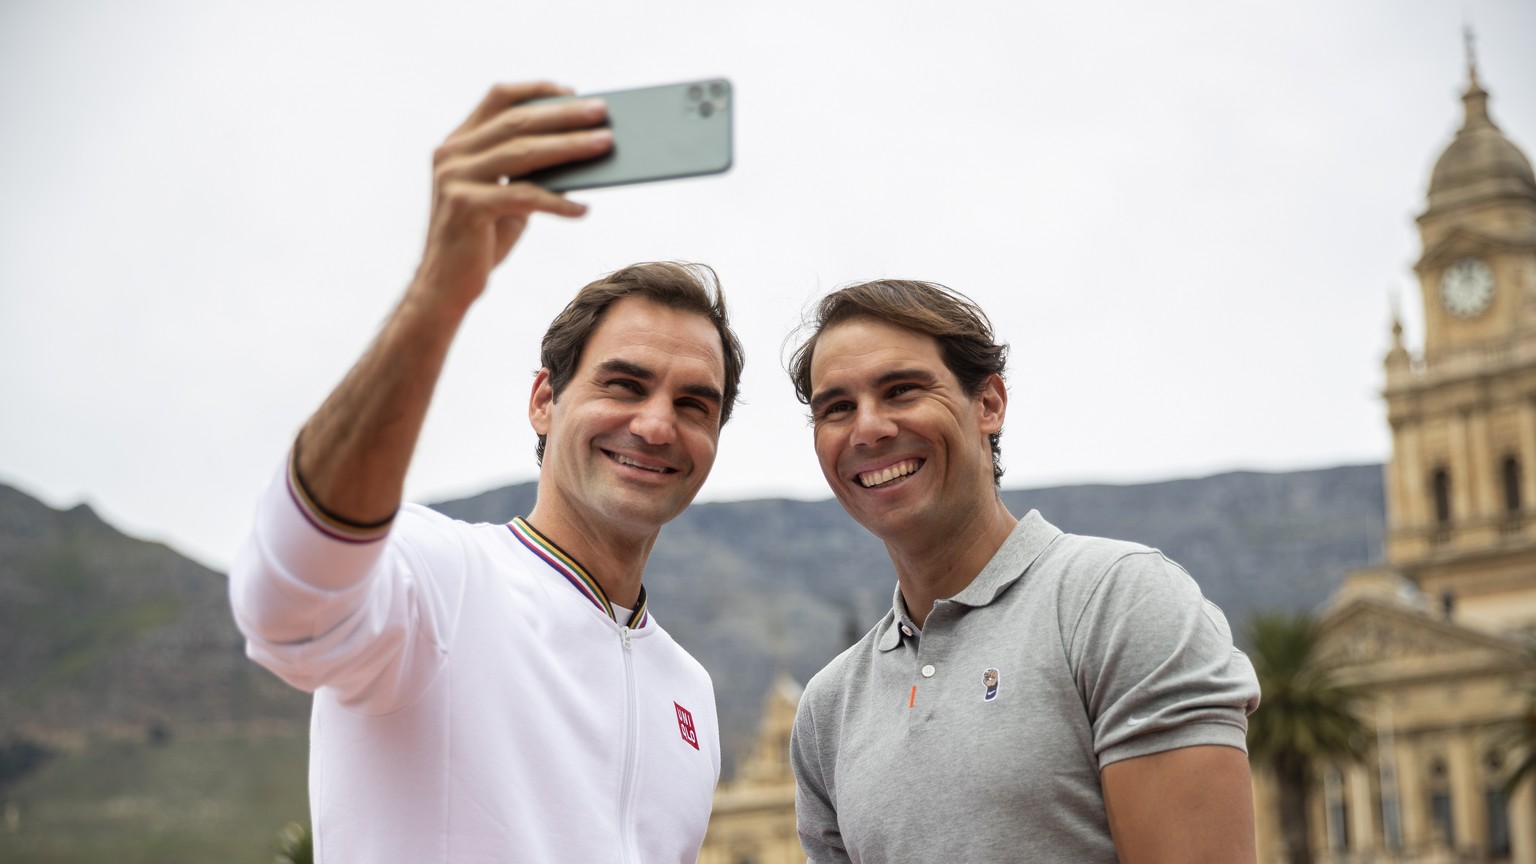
left=229, top=466, right=721, bottom=863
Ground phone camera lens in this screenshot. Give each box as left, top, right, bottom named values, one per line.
left=698, top=100, right=715, bottom=118
left=687, top=85, right=703, bottom=101
left=708, top=82, right=725, bottom=98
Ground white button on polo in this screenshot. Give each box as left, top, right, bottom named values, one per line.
left=901, top=625, right=913, bottom=637
left=921, top=664, right=936, bottom=678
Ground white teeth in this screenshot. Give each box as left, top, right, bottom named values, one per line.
left=612, top=452, right=667, bottom=473
left=859, top=459, right=920, bottom=488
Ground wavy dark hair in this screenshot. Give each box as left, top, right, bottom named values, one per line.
left=537, top=262, right=744, bottom=464
left=787, top=279, right=1008, bottom=485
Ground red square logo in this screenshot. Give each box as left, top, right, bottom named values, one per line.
left=674, top=702, right=699, bottom=750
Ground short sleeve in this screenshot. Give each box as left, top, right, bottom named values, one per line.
left=1067, top=550, right=1260, bottom=767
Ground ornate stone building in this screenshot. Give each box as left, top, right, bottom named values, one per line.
left=1264, top=54, right=1536, bottom=864
left=698, top=673, right=804, bottom=864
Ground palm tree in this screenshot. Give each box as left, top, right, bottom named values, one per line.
left=1245, top=612, right=1366, bottom=864
left=1507, top=699, right=1536, bottom=797
left=1503, top=644, right=1536, bottom=799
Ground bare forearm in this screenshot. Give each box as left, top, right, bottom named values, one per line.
left=296, top=287, right=470, bottom=526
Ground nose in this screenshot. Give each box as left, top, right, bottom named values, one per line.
left=630, top=396, right=678, bottom=445
left=849, top=402, right=897, bottom=448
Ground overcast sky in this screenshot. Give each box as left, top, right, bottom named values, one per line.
left=2, top=0, right=1533, bottom=571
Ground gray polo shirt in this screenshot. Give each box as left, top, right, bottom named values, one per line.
left=790, top=510, right=1260, bottom=863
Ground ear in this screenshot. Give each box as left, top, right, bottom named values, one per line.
left=976, top=373, right=1007, bottom=436
left=529, top=369, right=555, bottom=436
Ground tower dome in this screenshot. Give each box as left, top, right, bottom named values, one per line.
left=1425, top=58, right=1536, bottom=213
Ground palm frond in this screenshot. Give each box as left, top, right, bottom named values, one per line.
left=1245, top=612, right=1367, bottom=773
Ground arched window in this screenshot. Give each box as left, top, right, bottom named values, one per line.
left=1429, top=756, right=1455, bottom=848
left=1432, top=468, right=1452, bottom=525
left=1486, top=750, right=1512, bottom=857
left=1502, top=455, right=1521, bottom=513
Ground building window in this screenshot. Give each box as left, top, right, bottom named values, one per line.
left=1486, top=750, right=1512, bottom=857
left=1325, top=766, right=1351, bottom=852
left=1503, top=455, right=1521, bottom=513
left=1429, top=756, right=1455, bottom=848
left=1432, top=468, right=1452, bottom=525
left=1486, top=787, right=1511, bottom=856
left=1430, top=792, right=1455, bottom=848
left=1381, top=793, right=1402, bottom=851
left=1382, top=753, right=1406, bottom=848
left=1380, top=760, right=1402, bottom=851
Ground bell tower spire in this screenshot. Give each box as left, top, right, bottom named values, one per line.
left=1463, top=25, right=1477, bottom=85
left=1458, top=25, right=1492, bottom=132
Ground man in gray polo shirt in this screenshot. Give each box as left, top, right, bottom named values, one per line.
left=786, top=280, right=1262, bottom=863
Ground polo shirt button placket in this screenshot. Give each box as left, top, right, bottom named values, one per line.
left=908, top=662, right=938, bottom=726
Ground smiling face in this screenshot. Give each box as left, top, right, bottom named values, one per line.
left=529, top=296, right=726, bottom=543
left=808, top=316, right=1006, bottom=547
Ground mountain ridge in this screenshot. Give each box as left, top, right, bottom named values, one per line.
left=1, top=462, right=1384, bottom=768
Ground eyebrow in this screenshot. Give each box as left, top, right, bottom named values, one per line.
left=809, top=367, right=937, bottom=413
left=597, top=358, right=723, bottom=406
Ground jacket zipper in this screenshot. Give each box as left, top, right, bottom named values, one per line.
left=618, top=626, right=638, bottom=864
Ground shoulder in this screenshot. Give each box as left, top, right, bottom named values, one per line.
left=1043, top=530, right=1165, bottom=574
left=392, top=503, right=469, bottom=542
left=1027, top=532, right=1223, bottom=660
left=799, top=615, right=889, bottom=715
left=396, top=502, right=494, bottom=535
left=394, top=504, right=523, bottom=559
left=1040, top=532, right=1196, bottom=605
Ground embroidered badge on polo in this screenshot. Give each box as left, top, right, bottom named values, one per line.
left=982, top=667, right=1000, bottom=702
left=675, top=702, right=699, bottom=750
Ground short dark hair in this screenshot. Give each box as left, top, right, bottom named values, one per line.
left=537, top=262, right=744, bottom=464
left=787, top=279, right=1008, bottom=485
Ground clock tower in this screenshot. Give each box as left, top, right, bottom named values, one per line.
left=1382, top=50, right=1536, bottom=632
left=1291, top=50, right=1536, bottom=863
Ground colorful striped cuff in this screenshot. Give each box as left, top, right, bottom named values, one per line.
left=286, top=440, right=394, bottom=544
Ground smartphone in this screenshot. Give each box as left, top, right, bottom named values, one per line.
left=525, top=78, right=733, bottom=192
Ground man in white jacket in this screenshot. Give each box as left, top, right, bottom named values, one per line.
left=228, top=82, right=743, bottom=863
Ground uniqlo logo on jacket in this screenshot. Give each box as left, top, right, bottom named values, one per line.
left=674, top=702, right=699, bottom=750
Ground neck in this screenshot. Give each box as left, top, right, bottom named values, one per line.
left=888, top=495, right=1016, bottom=628
left=524, top=503, right=655, bottom=610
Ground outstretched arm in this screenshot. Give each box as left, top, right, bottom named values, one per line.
left=295, top=82, right=613, bottom=529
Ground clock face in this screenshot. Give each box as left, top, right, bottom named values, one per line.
left=1440, top=257, right=1495, bottom=318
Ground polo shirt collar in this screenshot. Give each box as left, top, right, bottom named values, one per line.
left=875, top=510, right=1061, bottom=652
left=875, top=599, right=908, bottom=651
left=949, top=510, right=1060, bottom=608
left=875, top=586, right=924, bottom=651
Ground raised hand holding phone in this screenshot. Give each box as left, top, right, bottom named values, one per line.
left=296, top=81, right=614, bottom=526
left=419, top=82, right=615, bottom=310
